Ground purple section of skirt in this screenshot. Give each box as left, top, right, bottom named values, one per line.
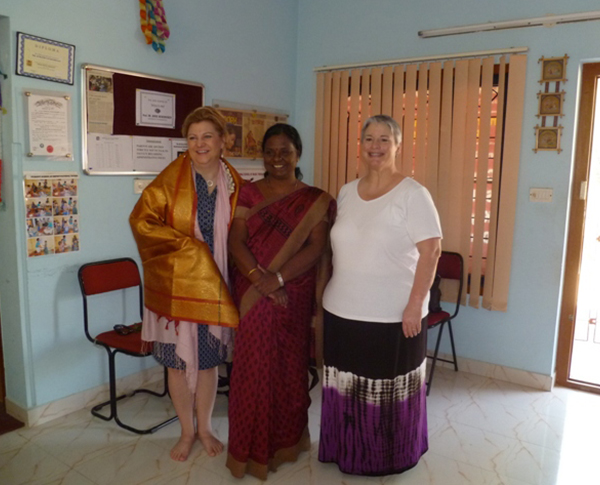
left=319, top=381, right=428, bottom=476
left=318, top=310, right=428, bottom=476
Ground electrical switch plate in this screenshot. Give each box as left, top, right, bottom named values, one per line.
left=134, top=178, right=152, bottom=194
left=529, top=187, right=553, bottom=202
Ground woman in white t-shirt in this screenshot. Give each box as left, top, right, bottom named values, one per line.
left=318, top=115, right=442, bottom=476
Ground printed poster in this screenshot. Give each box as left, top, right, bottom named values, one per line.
left=24, top=172, right=80, bottom=257
left=220, top=110, right=243, bottom=158
left=214, top=107, right=287, bottom=160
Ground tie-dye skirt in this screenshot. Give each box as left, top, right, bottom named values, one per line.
left=318, top=310, right=428, bottom=476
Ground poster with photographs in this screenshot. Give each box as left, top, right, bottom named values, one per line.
left=215, top=106, right=287, bottom=160
left=24, top=172, right=79, bottom=257
left=219, top=109, right=243, bottom=158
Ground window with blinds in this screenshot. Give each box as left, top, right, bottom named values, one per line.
left=314, top=54, right=527, bottom=311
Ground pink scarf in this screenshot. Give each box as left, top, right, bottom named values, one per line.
left=142, top=160, right=232, bottom=392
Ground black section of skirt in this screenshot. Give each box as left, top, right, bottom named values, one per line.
left=323, top=310, right=427, bottom=380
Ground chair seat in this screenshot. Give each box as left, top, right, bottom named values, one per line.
left=94, top=327, right=152, bottom=355
left=427, top=311, right=451, bottom=328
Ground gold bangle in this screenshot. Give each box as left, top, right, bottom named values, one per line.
left=247, top=267, right=259, bottom=277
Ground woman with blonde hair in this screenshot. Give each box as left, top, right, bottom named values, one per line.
left=130, top=106, right=244, bottom=462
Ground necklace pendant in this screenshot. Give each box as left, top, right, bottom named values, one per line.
left=206, top=180, right=214, bottom=187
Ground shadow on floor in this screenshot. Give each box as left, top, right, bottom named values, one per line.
left=0, top=403, right=24, bottom=436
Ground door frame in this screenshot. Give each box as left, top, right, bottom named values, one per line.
left=0, top=313, right=4, bottom=406
left=556, top=62, right=600, bottom=393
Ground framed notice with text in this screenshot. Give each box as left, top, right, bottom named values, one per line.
left=24, top=90, right=73, bottom=160
left=16, top=32, right=75, bottom=85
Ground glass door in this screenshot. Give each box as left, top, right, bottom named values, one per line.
left=569, top=78, right=600, bottom=386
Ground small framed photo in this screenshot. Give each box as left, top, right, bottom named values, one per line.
left=539, top=55, right=568, bottom=83
left=16, top=32, right=75, bottom=85
left=537, top=92, right=564, bottom=117
left=534, top=126, right=562, bottom=153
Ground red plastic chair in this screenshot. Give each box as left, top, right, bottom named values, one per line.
left=426, top=251, right=463, bottom=396
left=78, top=258, right=177, bottom=434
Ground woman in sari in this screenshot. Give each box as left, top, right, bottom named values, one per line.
left=226, top=123, right=335, bottom=480
left=129, top=107, right=243, bottom=462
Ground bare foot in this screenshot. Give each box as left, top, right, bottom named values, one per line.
left=170, top=434, right=195, bottom=462
left=198, top=431, right=223, bottom=457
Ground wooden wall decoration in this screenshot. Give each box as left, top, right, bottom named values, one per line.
left=534, top=55, right=568, bottom=153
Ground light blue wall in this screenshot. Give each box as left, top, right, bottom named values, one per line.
left=295, top=0, right=600, bottom=376
left=3, top=0, right=600, bottom=412
left=0, top=0, right=298, bottom=409
left=0, top=15, right=30, bottom=409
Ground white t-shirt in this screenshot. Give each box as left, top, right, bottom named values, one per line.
left=323, top=177, right=442, bottom=323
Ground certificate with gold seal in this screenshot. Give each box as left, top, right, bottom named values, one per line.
left=16, top=32, right=75, bottom=85
left=26, top=91, right=73, bottom=159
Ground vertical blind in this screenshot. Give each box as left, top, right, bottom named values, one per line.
left=314, top=54, right=527, bottom=311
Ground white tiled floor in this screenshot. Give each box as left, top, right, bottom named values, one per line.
left=1, top=367, right=600, bottom=484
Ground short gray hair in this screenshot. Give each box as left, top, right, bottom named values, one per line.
left=361, top=115, right=402, bottom=145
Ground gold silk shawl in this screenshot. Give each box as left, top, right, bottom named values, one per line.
left=129, top=153, right=243, bottom=328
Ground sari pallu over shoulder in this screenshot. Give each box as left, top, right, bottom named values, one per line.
left=236, top=186, right=335, bottom=320
left=129, top=152, right=244, bottom=328
left=227, top=185, right=335, bottom=479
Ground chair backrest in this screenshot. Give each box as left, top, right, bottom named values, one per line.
left=436, top=251, right=464, bottom=319
left=437, top=251, right=463, bottom=281
left=79, top=258, right=141, bottom=296
left=78, top=258, right=143, bottom=342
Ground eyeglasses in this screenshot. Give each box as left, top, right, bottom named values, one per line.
left=113, top=323, right=142, bottom=336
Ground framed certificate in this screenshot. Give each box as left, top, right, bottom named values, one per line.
left=16, top=32, right=75, bottom=85
left=24, top=90, right=74, bottom=159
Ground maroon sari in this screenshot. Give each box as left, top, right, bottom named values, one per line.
left=226, top=183, right=335, bottom=480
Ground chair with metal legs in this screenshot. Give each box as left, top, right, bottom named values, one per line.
left=426, top=251, right=463, bottom=396
left=78, top=257, right=178, bottom=434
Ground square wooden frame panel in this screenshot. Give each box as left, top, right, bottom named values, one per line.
left=534, top=125, right=563, bottom=153
left=539, top=55, right=568, bottom=83
left=537, top=92, right=565, bottom=117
